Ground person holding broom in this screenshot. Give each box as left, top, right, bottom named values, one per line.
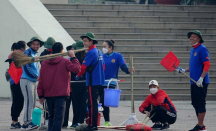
left=99, top=39, right=135, bottom=126
left=37, top=42, right=81, bottom=131
left=176, top=30, right=210, bottom=131
left=20, top=36, right=44, bottom=130
left=139, top=80, right=177, bottom=130
left=76, top=32, right=105, bottom=131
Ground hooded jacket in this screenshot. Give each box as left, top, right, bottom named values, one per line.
left=37, top=56, right=80, bottom=98
left=139, top=89, right=177, bottom=115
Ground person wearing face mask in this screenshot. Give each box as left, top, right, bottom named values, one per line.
left=175, top=30, right=210, bottom=131
left=139, top=80, right=177, bottom=130
left=99, top=40, right=135, bottom=126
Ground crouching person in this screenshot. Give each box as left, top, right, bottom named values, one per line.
left=139, top=80, right=177, bottom=130
left=37, top=42, right=81, bottom=131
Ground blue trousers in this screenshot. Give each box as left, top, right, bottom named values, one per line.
left=46, top=98, right=66, bottom=131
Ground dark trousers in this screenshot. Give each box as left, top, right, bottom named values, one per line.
left=46, top=98, right=66, bottom=131
left=10, top=83, right=24, bottom=121
left=62, top=93, right=72, bottom=127
left=191, top=83, right=208, bottom=116
left=87, top=85, right=101, bottom=127
left=99, top=86, right=115, bottom=122
left=147, top=106, right=177, bottom=124
left=71, top=85, right=87, bottom=125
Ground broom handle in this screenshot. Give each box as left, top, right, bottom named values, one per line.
left=179, top=70, right=203, bottom=88
left=141, top=109, right=152, bottom=123
left=129, top=55, right=135, bottom=113
left=37, top=48, right=87, bottom=59
left=34, top=48, right=87, bottom=62
left=145, top=113, right=156, bottom=125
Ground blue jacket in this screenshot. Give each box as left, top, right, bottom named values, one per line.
left=21, top=48, right=39, bottom=82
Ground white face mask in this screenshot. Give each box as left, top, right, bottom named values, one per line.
left=102, top=48, right=108, bottom=54
left=150, top=88, right=158, bottom=94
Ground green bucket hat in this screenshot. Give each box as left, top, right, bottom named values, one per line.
left=76, top=40, right=84, bottom=50
left=72, top=43, right=76, bottom=50
left=80, top=32, right=98, bottom=44
left=44, top=37, right=56, bottom=49
left=27, top=36, right=44, bottom=47
left=187, top=30, right=204, bottom=43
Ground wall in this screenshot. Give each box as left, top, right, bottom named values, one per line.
left=0, top=0, right=75, bottom=97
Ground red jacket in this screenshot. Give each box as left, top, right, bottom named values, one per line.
left=37, top=57, right=80, bottom=98
left=139, top=89, right=177, bottom=114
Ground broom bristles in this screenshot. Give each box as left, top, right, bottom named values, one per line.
left=12, top=51, right=33, bottom=67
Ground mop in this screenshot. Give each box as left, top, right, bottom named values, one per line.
left=121, top=55, right=139, bottom=126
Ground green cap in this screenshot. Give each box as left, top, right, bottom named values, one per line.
left=44, top=37, right=55, bottom=49
left=27, top=36, right=44, bottom=47
left=187, top=30, right=204, bottom=43
left=76, top=40, right=84, bottom=50
left=72, top=43, right=76, bottom=50
left=80, top=32, right=98, bottom=44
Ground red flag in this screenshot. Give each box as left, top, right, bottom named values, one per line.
left=160, top=51, right=180, bottom=72
left=8, top=62, right=23, bottom=84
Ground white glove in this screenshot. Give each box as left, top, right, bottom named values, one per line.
left=196, top=77, right=203, bottom=87
left=175, top=67, right=185, bottom=73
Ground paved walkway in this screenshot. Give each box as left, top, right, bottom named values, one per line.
left=0, top=99, right=215, bottom=131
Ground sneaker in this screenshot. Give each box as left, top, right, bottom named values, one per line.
left=189, top=124, right=206, bottom=131
left=21, top=122, right=38, bottom=130
left=70, top=123, right=80, bottom=129
left=10, top=122, right=21, bottom=129
left=104, top=121, right=112, bottom=126
left=151, top=123, right=162, bottom=130
left=161, top=123, right=170, bottom=130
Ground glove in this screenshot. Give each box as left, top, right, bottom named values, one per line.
left=175, top=67, right=185, bottom=73
left=75, top=76, right=80, bottom=81
left=196, top=77, right=203, bottom=87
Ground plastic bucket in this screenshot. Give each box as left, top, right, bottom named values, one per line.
left=85, top=112, right=101, bottom=126
left=32, top=108, right=42, bottom=127
left=104, top=88, right=122, bottom=107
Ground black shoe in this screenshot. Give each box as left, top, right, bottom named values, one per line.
left=83, top=126, right=98, bottom=131
left=161, top=123, right=170, bottom=130
left=189, top=124, right=206, bottom=131
left=10, top=122, right=21, bottom=129
left=152, top=123, right=162, bottom=130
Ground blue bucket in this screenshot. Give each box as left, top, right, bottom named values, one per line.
left=32, top=108, right=42, bottom=127
left=104, top=88, right=122, bottom=107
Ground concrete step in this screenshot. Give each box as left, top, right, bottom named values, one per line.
left=118, top=69, right=216, bottom=75
left=95, top=45, right=216, bottom=52
left=55, top=15, right=216, bottom=23
left=60, top=21, right=216, bottom=28
left=123, top=57, right=216, bottom=63
left=49, top=9, right=216, bottom=17
left=121, top=88, right=216, bottom=94
left=71, top=33, right=216, bottom=40
left=123, top=63, right=216, bottom=69
left=118, top=51, right=216, bottom=57
left=118, top=75, right=216, bottom=81
left=120, top=94, right=216, bottom=100
left=74, top=39, right=216, bottom=46
left=66, top=27, right=216, bottom=34
left=44, top=4, right=216, bottom=11
left=117, top=81, right=216, bottom=88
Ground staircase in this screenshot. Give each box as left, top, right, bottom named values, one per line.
left=44, top=4, right=216, bottom=100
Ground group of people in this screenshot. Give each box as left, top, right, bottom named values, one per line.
left=6, top=30, right=210, bottom=131
left=6, top=32, right=134, bottom=131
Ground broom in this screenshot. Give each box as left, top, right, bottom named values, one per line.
left=121, top=55, right=139, bottom=126
left=12, top=48, right=87, bottom=67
